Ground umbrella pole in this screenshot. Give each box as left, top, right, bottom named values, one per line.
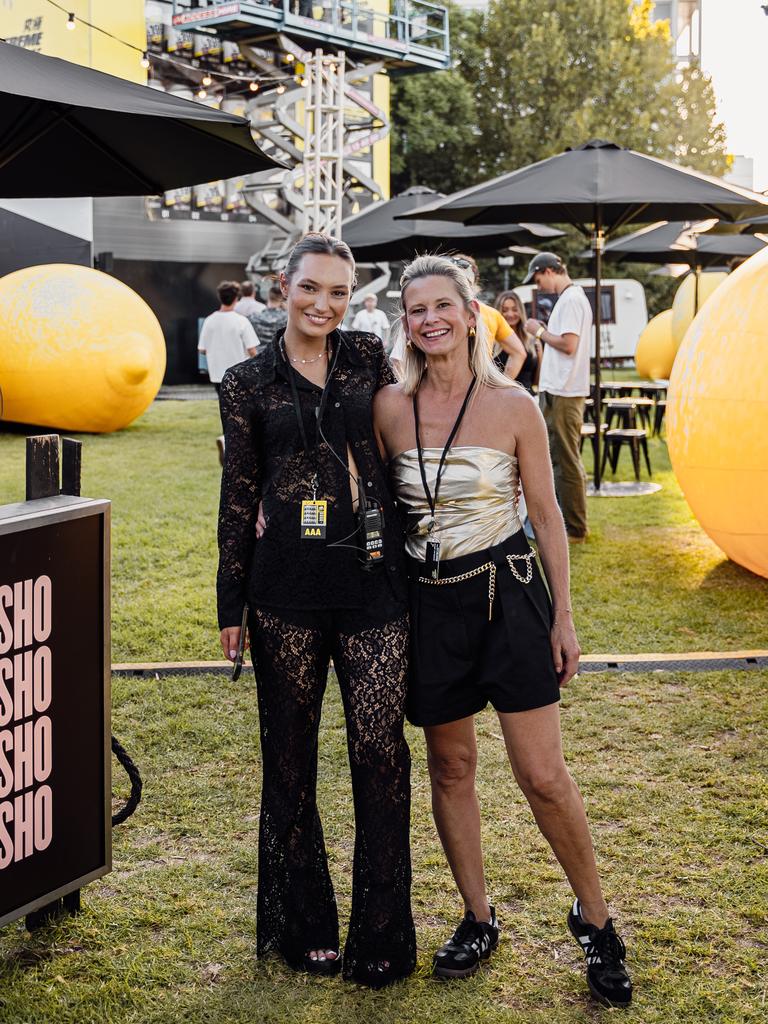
left=694, top=263, right=701, bottom=315
left=593, top=214, right=605, bottom=491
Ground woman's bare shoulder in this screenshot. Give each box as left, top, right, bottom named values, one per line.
left=373, top=381, right=409, bottom=412
left=483, top=382, right=538, bottom=412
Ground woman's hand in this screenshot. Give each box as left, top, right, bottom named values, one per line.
left=550, top=615, right=581, bottom=686
left=255, top=501, right=266, bottom=539
left=221, top=626, right=249, bottom=662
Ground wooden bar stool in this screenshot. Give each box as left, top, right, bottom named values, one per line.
left=604, top=399, right=637, bottom=430
left=653, top=399, right=667, bottom=437
left=639, top=382, right=668, bottom=401
left=632, top=397, right=654, bottom=432
left=600, top=428, right=652, bottom=481
left=579, top=421, right=608, bottom=465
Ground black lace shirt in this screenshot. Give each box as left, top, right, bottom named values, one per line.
left=217, top=330, right=407, bottom=627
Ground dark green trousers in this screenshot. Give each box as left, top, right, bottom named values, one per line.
left=540, top=392, right=588, bottom=538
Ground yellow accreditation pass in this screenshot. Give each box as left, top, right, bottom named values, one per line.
left=300, top=499, right=328, bottom=539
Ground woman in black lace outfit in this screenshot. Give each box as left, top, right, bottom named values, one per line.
left=216, top=233, right=415, bottom=988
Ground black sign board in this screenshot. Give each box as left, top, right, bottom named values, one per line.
left=0, top=496, right=111, bottom=927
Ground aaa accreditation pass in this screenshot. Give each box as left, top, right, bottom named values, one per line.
left=0, top=497, right=111, bottom=926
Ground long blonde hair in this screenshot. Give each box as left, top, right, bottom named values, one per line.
left=391, top=254, right=517, bottom=396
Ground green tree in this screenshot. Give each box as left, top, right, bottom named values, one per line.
left=391, top=0, right=729, bottom=194
left=389, top=4, right=484, bottom=194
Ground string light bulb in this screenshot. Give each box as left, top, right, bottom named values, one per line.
left=276, top=84, right=286, bottom=95
left=66, top=12, right=76, bottom=30
left=299, top=77, right=307, bottom=87
left=284, top=53, right=295, bottom=63
left=202, top=73, right=212, bottom=87
left=140, top=51, right=150, bottom=69
left=249, top=80, right=259, bottom=92
left=197, top=88, right=207, bottom=99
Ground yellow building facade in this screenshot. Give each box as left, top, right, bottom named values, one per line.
left=0, top=0, right=147, bottom=82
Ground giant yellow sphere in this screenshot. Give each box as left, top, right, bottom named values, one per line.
left=0, top=265, right=165, bottom=433
left=667, top=247, right=768, bottom=578
left=635, top=308, right=675, bottom=380
left=671, top=270, right=727, bottom=349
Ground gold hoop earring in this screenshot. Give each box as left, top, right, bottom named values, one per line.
left=468, top=326, right=477, bottom=346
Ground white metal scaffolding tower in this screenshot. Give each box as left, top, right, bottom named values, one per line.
left=303, top=50, right=346, bottom=237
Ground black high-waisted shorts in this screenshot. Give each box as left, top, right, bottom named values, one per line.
left=406, top=530, right=561, bottom=727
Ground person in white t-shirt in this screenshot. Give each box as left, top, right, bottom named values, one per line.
left=234, top=280, right=265, bottom=318
left=198, top=280, right=260, bottom=398
left=523, top=252, right=592, bottom=541
left=351, top=293, right=391, bottom=348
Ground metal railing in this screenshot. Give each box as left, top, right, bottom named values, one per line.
left=169, top=0, right=450, bottom=60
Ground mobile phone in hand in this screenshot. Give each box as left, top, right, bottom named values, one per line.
left=231, top=604, right=249, bottom=682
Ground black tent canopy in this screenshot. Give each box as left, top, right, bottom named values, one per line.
left=0, top=40, right=282, bottom=197
left=342, top=186, right=563, bottom=261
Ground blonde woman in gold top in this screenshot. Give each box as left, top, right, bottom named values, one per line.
left=372, top=255, right=632, bottom=1007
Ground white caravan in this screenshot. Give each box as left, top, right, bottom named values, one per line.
left=513, top=278, right=648, bottom=363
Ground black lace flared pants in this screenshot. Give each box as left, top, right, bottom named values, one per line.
left=248, top=600, right=415, bottom=983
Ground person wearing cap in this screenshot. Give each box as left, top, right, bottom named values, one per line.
left=523, top=253, right=592, bottom=542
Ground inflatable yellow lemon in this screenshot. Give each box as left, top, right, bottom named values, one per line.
left=635, top=309, right=675, bottom=380
left=0, top=265, right=165, bottom=433
left=671, top=270, right=727, bottom=350
left=667, top=247, right=768, bottom=578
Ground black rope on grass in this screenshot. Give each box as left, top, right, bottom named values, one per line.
left=112, top=735, right=143, bottom=826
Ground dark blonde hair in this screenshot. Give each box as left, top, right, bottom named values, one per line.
left=392, top=254, right=515, bottom=396
left=284, top=232, right=357, bottom=286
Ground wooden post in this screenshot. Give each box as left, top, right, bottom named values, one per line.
left=22, top=433, right=83, bottom=931
left=25, top=434, right=60, bottom=500
left=61, top=438, right=82, bottom=497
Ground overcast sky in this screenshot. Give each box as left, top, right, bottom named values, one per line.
left=698, top=1, right=766, bottom=190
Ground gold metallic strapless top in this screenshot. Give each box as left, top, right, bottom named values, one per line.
left=390, top=445, right=522, bottom=560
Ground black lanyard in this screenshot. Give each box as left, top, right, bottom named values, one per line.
left=281, top=336, right=341, bottom=454
left=552, top=282, right=573, bottom=311
left=413, top=378, right=475, bottom=527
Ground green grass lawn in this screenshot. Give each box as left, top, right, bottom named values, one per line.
left=0, top=667, right=765, bottom=1023
left=1, top=401, right=767, bottom=1022
left=1, top=399, right=766, bottom=660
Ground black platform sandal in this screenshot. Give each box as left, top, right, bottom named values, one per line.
left=303, top=949, right=343, bottom=977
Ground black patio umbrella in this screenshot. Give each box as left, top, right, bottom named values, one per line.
left=594, top=221, right=768, bottom=311
left=342, top=186, right=563, bottom=262
left=406, top=140, right=768, bottom=488
left=596, top=220, right=768, bottom=268
left=0, top=40, right=282, bottom=197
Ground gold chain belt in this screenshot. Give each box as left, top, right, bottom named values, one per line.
left=417, top=552, right=535, bottom=620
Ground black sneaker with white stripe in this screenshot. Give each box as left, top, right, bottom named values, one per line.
left=567, top=899, right=632, bottom=1007
left=432, top=907, right=499, bottom=979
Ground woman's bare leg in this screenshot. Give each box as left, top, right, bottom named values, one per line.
left=497, top=702, right=609, bottom=927
left=424, top=716, right=491, bottom=922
